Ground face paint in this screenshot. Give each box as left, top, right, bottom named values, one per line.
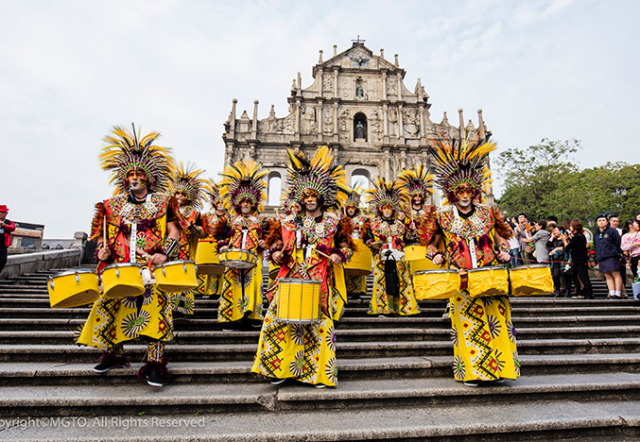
left=381, top=206, right=394, bottom=219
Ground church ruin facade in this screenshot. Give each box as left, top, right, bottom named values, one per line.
left=222, top=40, right=492, bottom=207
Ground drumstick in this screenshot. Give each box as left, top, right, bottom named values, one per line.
left=314, top=248, right=343, bottom=267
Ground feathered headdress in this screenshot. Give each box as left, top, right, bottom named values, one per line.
left=203, top=178, right=222, bottom=207
left=220, top=159, right=268, bottom=214
left=100, top=124, right=174, bottom=195
left=427, top=133, right=495, bottom=204
left=170, top=162, right=206, bottom=208
left=397, top=164, right=434, bottom=201
left=285, top=146, right=350, bottom=211
left=365, top=177, right=409, bottom=216
left=345, top=186, right=364, bottom=208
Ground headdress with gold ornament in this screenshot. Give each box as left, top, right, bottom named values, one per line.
left=284, top=146, right=350, bottom=211
left=397, top=164, right=434, bottom=202
left=169, top=162, right=206, bottom=209
left=365, top=177, right=409, bottom=216
left=427, top=132, right=495, bottom=204
left=99, top=123, right=173, bottom=195
left=220, top=159, right=268, bottom=214
left=203, top=178, right=222, bottom=207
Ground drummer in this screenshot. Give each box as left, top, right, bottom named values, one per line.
left=215, top=159, right=271, bottom=331
left=76, top=124, right=180, bottom=388
left=252, top=146, right=354, bottom=388
left=363, top=178, right=420, bottom=317
left=198, top=180, right=226, bottom=298
left=169, top=162, right=206, bottom=319
left=421, top=137, right=517, bottom=387
left=343, top=189, right=369, bottom=301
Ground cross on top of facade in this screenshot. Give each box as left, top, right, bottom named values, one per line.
left=351, top=35, right=365, bottom=44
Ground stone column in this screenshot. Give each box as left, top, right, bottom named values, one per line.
left=251, top=100, right=259, bottom=139
left=382, top=71, right=387, bottom=101
left=229, top=99, right=237, bottom=139
left=458, top=108, right=465, bottom=141
left=318, top=69, right=323, bottom=99
left=382, top=103, right=388, bottom=136
left=333, top=102, right=339, bottom=135
left=419, top=105, right=425, bottom=138
left=398, top=104, right=404, bottom=139
left=333, top=69, right=339, bottom=99
left=396, top=73, right=402, bottom=101
left=317, top=101, right=323, bottom=141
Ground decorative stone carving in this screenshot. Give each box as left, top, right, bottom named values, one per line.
left=341, top=78, right=350, bottom=99
left=323, top=109, right=333, bottom=134
left=283, top=114, right=294, bottom=134
left=349, top=47, right=370, bottom=68
left=370, top=110, right=382, bottom=143
left=323, top=76, right=333, bottom=94
left=339, top=109, right=350, bottom=142
left=403, top=109, right=420, bottom=138
left=301, top=106, right=317, bottom=134
left=387, top=78, right=397, bottom=96
left=388, top=108, right=398, bottom=136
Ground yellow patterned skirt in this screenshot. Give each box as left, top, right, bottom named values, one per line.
left=368, top=255, right=420, bottom=316
left=346, top=274, right=367, bottom=295
left=251, top=290, right=338, bottom=387
left=196, top=273, right=222, bottom=297
left=217, top=259, right=264, bottom=323
left=449, top=292, right=520, bottom=381
left=77, top=285, right=174, bottom=349
left=172, top=289, right=196, bottom=315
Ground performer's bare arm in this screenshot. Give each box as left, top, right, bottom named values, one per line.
left=149, top=221, right=180, bottom=265
left=494, top=232, right=511, bottom=263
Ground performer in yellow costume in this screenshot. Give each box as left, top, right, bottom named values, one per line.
left=77, top=124, right=180, bottom=387
left=363, top=178, right=420, bottom=317
left=197, top=180, right=226, bottom=298
left=343, top=189, right=369, bottom=300
left=420, top=136, right=519, bottom=387
left=215, top=160, right=270, bottom=330
left=170, top=162, right=206, bottom=318
left=252, top=146, right=354, bottom=388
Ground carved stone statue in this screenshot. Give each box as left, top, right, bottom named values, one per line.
left=356, top=83, right=364, bottom=100
left=356, top=121, right=365, bottom=139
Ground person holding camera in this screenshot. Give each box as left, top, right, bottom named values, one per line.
left=561, top=220, right=593, bottom=299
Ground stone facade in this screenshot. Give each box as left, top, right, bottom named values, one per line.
left=222, top=41, right=493, bottom=208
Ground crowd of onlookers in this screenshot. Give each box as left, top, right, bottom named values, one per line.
left=505, top=212, right=640, bottom=299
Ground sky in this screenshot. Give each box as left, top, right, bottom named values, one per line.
left=1, top=0, right=639, bottom=237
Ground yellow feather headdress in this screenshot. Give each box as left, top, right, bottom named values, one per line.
left=427, top=131, right=495, bottom=204
left=203, top=178, right=221, bottom=207
left=220, top=159, right=268, bottom=214
left=285, top=146, right=350, bottom=211
left=99, top=124, right=174, bottom=195
left=365, top=177, right=409, bottom=215
left=397, top=163, right=435, bottom=200
left=170, top=162, right=206, bottom=209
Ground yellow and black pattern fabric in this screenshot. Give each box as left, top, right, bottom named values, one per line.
left=450, top=292, right=519, bottom=381
left=368, top=255, right=419, bottom=316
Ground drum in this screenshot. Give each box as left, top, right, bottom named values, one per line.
left=413, top=269, right=461, bottom=300
left=195, top=240, right=224, bottom=276
left=509, top=264, right=554, bottom=296
left=102, top=263, right=145, bottom=299
left=344, top=239, right=373, bottom=276
left=405, top=244, right=445, bottom=274
left=466, top=266, right=510, bottom=299
left=153, top=260, right=198, bottom=292
left=276, top=278, right=322, bottom=324
left=219, top=248, right=258, bottom=270
left=48, top=269, right=100, bottom=308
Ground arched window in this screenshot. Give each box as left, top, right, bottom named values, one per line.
left=350, top=168, right=371, bottom=189
left=353, top=112, right=367, bottom=141
left=267, top=172, right=282, bottom=206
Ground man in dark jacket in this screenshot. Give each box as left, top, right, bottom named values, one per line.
left=594, top=214, right=623, bottom=298
left=0, top=205, right=16, bottom=276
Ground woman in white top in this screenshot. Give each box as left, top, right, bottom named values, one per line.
left=621, top=219, right=640, bottom=283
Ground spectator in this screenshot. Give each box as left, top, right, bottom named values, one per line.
left=610, top=215, right=622, bottom=235
left=593, top=214, right=623, bottom=299
left=562, top=220, right=594, bottom=299
left=526, top=220, right=551, bottom=263
left=547, top=223, right=570, bottom=297
left=0, top=205, right=16, bottom=276
left=621, top=219, right=640, bottom=293
left=514, top=213, right=534, bottom=264
left=610, top=215, right=627, bottom=294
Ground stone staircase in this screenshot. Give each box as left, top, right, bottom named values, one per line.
left=0, top=268, right=640, bottom=441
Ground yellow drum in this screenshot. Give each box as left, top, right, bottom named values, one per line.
left=48, top=269, right=100, bottom=308
left=344, top=239, right=373, bottom=276
left=276, top=278, right=322, bottom=323
left=405, top=244, right=444, bottom=274
left=153, top=260, right=198, bottom=292
left=195, top=240, right=224, bottom=276
left=509, top=264, right=554, bottom=296
left=467, top=266, right=509, bottom=299
left=219, top=248, right=258, bottom=270
left=102, top=263, right=145, bottom=299
left=413, top=269, right=461, bottom=300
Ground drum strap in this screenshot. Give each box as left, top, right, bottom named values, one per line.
left=129, top=222, right=138, bottom=263
left=241, top=227, right=248, bottom=249
left=469, top=239, right=478, bottom=269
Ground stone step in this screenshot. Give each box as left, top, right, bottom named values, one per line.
left=2, top=314, right=639, bottom=332
left=2, top=353, right=639, bottom=387
left=0, top=373, right=639, bottom=420
left=1, top=399, right=639, bottom=441
left=2, top=338, right=640, bottom=363
left=3, top=325, right=640, bottom=346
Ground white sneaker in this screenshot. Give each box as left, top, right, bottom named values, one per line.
left=270, top=378, right=287, bottom=385
left=463, top=380, right=480, bottom=387
left=314, top=383, right=327, bottom=389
